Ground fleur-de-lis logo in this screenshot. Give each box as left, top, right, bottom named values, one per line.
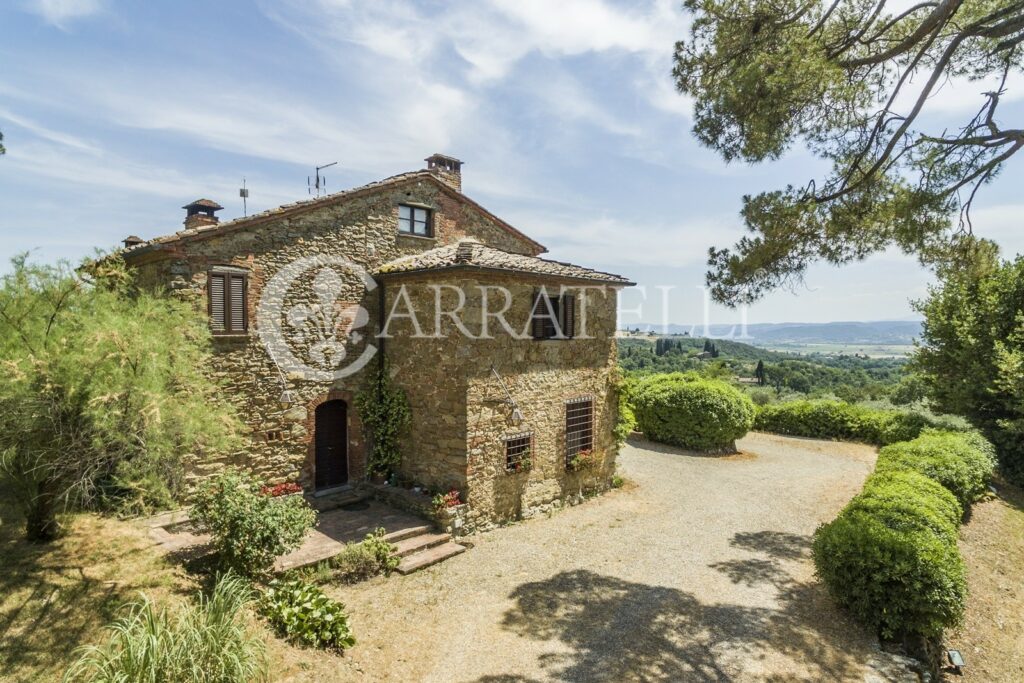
left=258, top=255, right=377, bottom=380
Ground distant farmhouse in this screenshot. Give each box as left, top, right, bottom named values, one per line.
left=121, top=154, right=633, bottom=531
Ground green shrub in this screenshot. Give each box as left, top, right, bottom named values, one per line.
left=191, top=469, right=317, bottom=577
left=852, top=469, right=963, bottom=543
left=813, top=509, right=966, bottom=639
left=329, top=528, right=400, bottom=584
left=260, top=579, right=356, bottom=651
left=65, top=572, right=266, bottom=682
left=875, top=431, right=995, bottom=509
left=632, top=373, right=755, bottom=451
left=753, top=400, right=949, bottom=446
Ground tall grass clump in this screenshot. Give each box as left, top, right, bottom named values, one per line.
left=64, top=572, right=266, bottom=682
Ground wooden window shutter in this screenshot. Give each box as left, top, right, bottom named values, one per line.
left=228, top=274, right=247, bottom=332
left=209, top=273, right=226, bottom=332
left=561, top=293, right=576, bottom=339
left=531, top=289, right=547, bottom=340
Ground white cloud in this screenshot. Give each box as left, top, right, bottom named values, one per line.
left=0, top=107, right=100, bottom=153
left=25, top=0, right=105, bottom=29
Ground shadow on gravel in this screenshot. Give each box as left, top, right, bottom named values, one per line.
left=491, top=530, right=869, bottom=683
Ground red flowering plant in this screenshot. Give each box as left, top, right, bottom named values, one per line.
left=431, top=488, right=462, bottom=512
left=567, top=448, right=596, bottom=472
left=260, top=482, right=303, bottom=497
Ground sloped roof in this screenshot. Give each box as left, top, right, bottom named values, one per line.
left=377, top=240, right=634, bottom=285
left=123, top=171, right=545, bottom=256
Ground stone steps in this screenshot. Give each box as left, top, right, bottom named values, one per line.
left=396, top=540, right=467, bottom=575
left=391, top=532, right=451, bottom=558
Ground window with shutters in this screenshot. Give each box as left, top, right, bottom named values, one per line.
left=208, top=270, right=248, bottom=334
left=530, top=289, right=575, bottom=340
left=565, top=396, right=594, bottom=462
left=398, top=204, right=433, bottom=236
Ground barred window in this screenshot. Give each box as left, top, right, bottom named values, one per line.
left=505, top=432, right=532, bottom=473
left=565, top=396, right=594, bottom=463
left=208, top=270, right=247, bottom=334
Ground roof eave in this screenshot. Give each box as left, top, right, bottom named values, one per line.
left=375, top=263, right=634, bottom=286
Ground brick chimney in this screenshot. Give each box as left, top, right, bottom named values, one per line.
left=425, top=153, right=463, bottom=192
left=182, top=199, right=223, bottom=229
left=122, top=235, right=144, bottom=249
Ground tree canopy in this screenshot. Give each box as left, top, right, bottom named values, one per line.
left=673, top=0, right=1024, bottom=305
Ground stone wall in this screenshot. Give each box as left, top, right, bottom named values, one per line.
left=127, top=176, right=540, bottom=491
left=381, top=272, right=622, bottom=530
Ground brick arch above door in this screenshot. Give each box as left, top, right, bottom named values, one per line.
left=302, top=389, right=367, bottom=488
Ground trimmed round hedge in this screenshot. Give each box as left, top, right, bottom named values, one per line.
left=852, top=469, right=963, bottom=543
left=875, top=431, right=995, bottom=509
left=812, top=508, right=966, bottom=639
left=632, top=373, right=755, bottom=451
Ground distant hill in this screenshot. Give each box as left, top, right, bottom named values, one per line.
left=622, top=320, right=922, bottom=345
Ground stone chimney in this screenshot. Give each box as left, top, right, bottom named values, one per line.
left=182, top=199, right=223, bottom=230
left=122, top=235, right=145, bottom=249
left=425, top=153, right=463, bottom=192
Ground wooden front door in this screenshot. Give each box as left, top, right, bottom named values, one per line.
left=315, top=400, right=348, bottom=490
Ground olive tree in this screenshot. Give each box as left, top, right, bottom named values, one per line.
left=0, top=255, right=241, bottom=540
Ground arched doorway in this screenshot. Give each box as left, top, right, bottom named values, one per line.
left=314, top=399, right=348, bottom=490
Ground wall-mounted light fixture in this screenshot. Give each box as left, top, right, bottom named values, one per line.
left=491, top=365, right=524, bottom=426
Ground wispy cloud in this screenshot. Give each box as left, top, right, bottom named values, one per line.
left=24, top=0, right=105, bottom=29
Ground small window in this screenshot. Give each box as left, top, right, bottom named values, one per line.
left=209, top=270, right=248, bottom=334
left=505, top=432, right=533, bottom=473
left=531, top=290, right=576, bottom=340
left=398, top=204, right=432, bottom=236
left=565, top=397, right=594, bottom=464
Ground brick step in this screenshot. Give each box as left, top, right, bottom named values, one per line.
left=308, top=490, right=370, bottom=512
left=383, top=525, right=434, bottom=545
left=391, top=532, right=451, bottom=558
left=396, top=541, right=466, bottom=575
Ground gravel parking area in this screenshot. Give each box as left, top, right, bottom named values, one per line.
left=313, top=432, right=917, bottom=682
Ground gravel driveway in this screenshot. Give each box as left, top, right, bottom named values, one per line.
left=317, top=432, right=916, bottom=682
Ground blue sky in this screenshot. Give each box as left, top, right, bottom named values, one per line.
left=1, top=0, right=1022, bottom=326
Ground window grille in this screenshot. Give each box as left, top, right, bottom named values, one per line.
left=565, top=396, right=594, bottom=464
left=505, top=432, right=533, bottom=473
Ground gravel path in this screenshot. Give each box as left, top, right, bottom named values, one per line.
left=314, top=432, right=914, bottom=682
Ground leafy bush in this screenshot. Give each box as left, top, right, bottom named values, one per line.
left=752, top=400, right=952, bottom=446
left=65, top=572, right=266, bottom=682
left=813, top=508, right=966, bottom=640
left=851, top=469, right=963, bottom=544
left=329, top=528, right=400, bottom=584
left=632, top=373, right=755, bottom=451
left=260, top=579, right=356, bottom=651
left=191, top=469, right=317, bottom=577
left=875, top=431, right=995, bottom=509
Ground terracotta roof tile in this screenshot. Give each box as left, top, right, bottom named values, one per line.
left=377, top=239, right=634, bottom=285
left=123, top=171, right=545, bottom=256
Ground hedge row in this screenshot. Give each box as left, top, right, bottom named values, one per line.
left=813, top=430, right=995, bottom=640
left=631, top=373, right=755, bottom=451
left=753, top=400, right=958, bottom=446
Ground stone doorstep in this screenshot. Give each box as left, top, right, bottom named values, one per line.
left=396, top=541, right=467, bottom=575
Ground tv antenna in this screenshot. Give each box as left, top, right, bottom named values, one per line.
left=308, top=161, right=337, bottom=197
left=239, top=178, right=249, bottom=216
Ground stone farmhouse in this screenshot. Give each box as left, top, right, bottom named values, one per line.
left=122, top=154, right=633, bottom=530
